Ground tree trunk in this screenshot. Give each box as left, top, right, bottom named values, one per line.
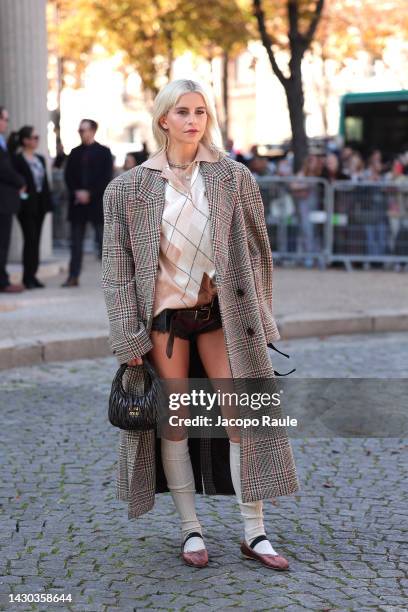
left=253, top=0, right=324, bottom=172
left=286, top=52, right=308, bottom=172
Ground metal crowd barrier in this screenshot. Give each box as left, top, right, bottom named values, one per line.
left=328, top=180, right=408, bottom=269
left=256, top=176, right=330, bottom=269
left=255, top=176, right=408, bottom=270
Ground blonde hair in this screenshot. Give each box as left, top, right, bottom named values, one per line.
left=151, top=79, right=226, bottom=158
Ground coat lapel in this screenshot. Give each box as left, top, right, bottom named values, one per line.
left=129, top=171, right=166, bottom=319
left=200, top=161, right=236, bottom=286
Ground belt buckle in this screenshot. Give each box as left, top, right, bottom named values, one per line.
left=195, top=304, right=211, bottom=321
left=202, top=306, right=211, bottom=322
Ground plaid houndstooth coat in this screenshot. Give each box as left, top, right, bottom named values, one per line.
left=102, top=145, right=300, bottom=519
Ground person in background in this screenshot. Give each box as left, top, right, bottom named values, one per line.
left=139, top=143, right=149, bottom=164
left=52, top=139, right=69, bottom=247
left=386, top=157, right=406, bottom=182
left=268, top=154, right=297, bottom=255
left=123, top=145, right=150, bottom=172
left=0, top=106, right=26, bottom=293
left=363, top=150, right=383, bottom=179
left=321, top=153, right=349, bottom=260
left=359, top=155, right=389, bottom=263
left=276, top=154, right=293, bottom=177
left=364, top=154, right=383, bottom=181
left=11, top=126, right=53, bottom=289
left=291, top=154, right=322, bottom=267
left=62, top=119, right=113, bottom=287
left=340, top=146, right=354, bottom=176
left=248, top=154, right=276, bottom=178
left=53, top=139, right=67, bottom=170
left=225, top=137, right=248, bottom=165
left=248, top=154, right=276, bottom=250
left=321, top=153, right=348, bottom=183
left=385, top=158, right=408, bottom=260
left=225, top=138, right=253, bottom=166
left=123, top=152, right=139, bottom=171
left=347, top=151, right=365, bottom=182
left=225, top=137, right=238, bottom=159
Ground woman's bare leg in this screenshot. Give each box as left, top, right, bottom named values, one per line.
left=148, top=331, right=205, bottom=553
left=196, top=327, right=240, bottom=443
left=197, top=327, right=273, bottom=552
left=148, top=331, right=190, bottom=441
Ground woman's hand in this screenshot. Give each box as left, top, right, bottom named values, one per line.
left=127, top=356, right=143, bottom=366
left=127, top=357, right=143, bottom=366
left=75, top=189, right=91, bottom=204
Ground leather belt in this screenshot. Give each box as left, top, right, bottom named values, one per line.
left=166, top=296, right=218, bottom=358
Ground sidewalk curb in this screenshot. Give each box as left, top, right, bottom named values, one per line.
left=278, top=310, right=408, bottom=338
left=1, top=310, right=408, bottom=370
left=0, top=335, right=110, bottom=370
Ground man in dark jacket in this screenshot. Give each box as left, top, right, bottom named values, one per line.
left=62, top=119, right=113, bottom=287
left=0, top=107, right=26, bottom=293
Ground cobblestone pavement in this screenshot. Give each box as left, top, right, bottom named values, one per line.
left=1, top=332, right=407, bottom=612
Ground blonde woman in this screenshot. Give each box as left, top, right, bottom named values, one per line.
left=102, top=79, right=299, bottom=569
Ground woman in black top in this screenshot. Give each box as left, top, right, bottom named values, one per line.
left=12, top=126, right=53, bottom=288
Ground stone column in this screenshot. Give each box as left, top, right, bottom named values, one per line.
left=0, top=0, right=52, bottom=263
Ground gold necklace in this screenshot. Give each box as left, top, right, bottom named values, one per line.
left=168, top=160, right=193, bottom=168
left=167, top=159, right=196, bottom=180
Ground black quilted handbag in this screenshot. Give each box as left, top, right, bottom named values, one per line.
left=108, top=357, right=167, bottom=431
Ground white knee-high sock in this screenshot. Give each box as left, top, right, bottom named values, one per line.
left=161, top=437, right=204, bottom=552
left=229, top=440, right=278, bottom=555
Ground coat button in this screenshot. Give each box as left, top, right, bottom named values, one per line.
left=247, top=327, right=255, bottom=336
left=236, top=287, right=245, bottom=297
left=113, top=350, right=117, bottom=354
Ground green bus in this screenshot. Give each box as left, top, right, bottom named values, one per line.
left=339, top=90, right=408, bottom=161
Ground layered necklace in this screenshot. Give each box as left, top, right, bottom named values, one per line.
left=167, top=160, right=192, bottom=169
left=167, top=158, right=196, bottom=179
left=166, top=156, right=197, bottom=192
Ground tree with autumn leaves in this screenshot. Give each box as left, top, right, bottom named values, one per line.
left=48, top=0, right=251, bottom=143
left=48, top=0, right=408, bottom=170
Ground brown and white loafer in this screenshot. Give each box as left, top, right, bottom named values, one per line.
left=240, top=535, right=289, bottom=570
left=181, top=531, right=208, bottom=568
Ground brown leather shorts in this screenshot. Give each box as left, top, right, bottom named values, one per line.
left=151, top=295, right=222, bottom=358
